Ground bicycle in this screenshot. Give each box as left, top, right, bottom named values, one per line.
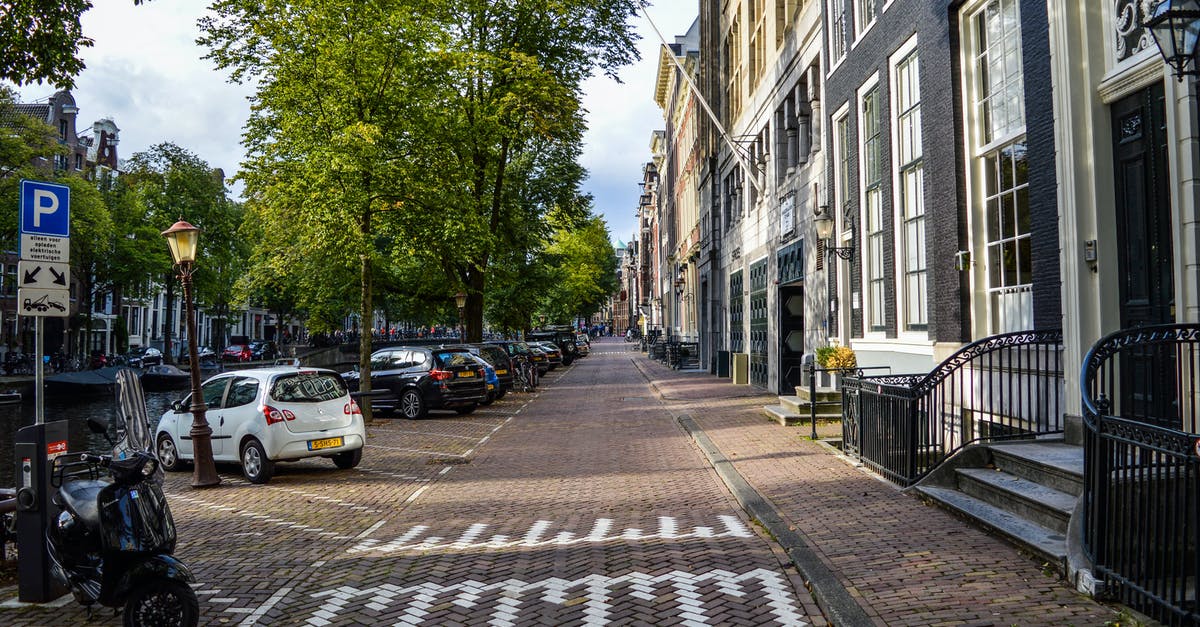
left=512, top=357, right=538, bottom=392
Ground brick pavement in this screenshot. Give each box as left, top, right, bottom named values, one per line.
left=624, top=341, right=1125, bottom=627
left=0, top=341, right=822, bottom=626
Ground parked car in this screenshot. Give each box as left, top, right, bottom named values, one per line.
left=528, top=328, right=579, bottom=366
left=441, top=343, right=513, bottom=399
left=525, top=344, right=551, bottom=375
left=574, top=333, right=590, bottom=357
left=529, top=341, right=563, bottom=370
left=486, top=340, right=539, bottom=388
left=250, top=340, right=278, bottom=361
left=125, top=346, right=163, bottom=368
left=466, top=354, right=500, bottom=405
left=155, top=367, right=365, bottom=484
left=341, top=346, right=488, bottom=419
left=223, top=344, right=252, bottom=362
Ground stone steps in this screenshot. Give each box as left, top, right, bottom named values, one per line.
left=914, top=440, right=1083, bottom=575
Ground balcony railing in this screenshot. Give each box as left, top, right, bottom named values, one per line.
left=842, top=330, right=1064, bottom=486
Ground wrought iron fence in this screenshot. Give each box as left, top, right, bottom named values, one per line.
left=842, top=330, right=1064, bottom=486
left=1082, top=324, right=1200, bottom=625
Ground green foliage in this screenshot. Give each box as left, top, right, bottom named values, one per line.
left=541, top=213, right=618, bottom=322
left=816, top=345, right=857, bottom=370
left=0, top=1, right=151, bottom=88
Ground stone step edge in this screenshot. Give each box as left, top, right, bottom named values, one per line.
left=914, top=485, right=1068, bottom=574
left=763, top=405, right=843, bottom=427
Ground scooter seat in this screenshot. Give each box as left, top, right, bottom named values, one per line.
left=57, top=480, right=107, bottom=529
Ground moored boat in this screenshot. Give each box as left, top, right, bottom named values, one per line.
left=139, top=364, right=190, bottom=391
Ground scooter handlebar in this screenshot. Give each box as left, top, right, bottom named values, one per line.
left=78, top=453, right=111, bottom=467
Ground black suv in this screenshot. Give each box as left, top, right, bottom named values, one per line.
left=342, top=346, right=487, bottom=419
left=443, top=343, right=514, bottom=399
left=527, top=328, right=579, bottom=366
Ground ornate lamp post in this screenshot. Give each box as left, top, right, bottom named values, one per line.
left=161, top=220, right=220, bottom=488
left=1145, top=0, right=1200, bottom=80
left=455, top=291, right=467, bottom=341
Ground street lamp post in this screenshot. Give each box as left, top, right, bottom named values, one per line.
left=455, top=291, right=467, bottom=342
left=162, top=220, right=221, bottom=488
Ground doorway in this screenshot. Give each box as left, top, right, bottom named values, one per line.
left=778, top=285, right=805, bottom=395
left=1111, top=82, right=1177, bottom=427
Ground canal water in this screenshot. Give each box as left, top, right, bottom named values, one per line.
left=0, top=388, right=184, bottom=488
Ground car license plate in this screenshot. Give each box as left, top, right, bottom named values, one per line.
left=495, top=369, right=508, bottom=375
left=458, top=371, right=475, bottom=378
left=308, top=437, right=343, bottom=451
left=487, top=383, right=495, bottom=391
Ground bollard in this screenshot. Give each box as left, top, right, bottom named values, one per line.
left=13, top=420, right=69, bottom=602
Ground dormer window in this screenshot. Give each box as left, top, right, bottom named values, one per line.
left=59, top=120, right=67, bottom=141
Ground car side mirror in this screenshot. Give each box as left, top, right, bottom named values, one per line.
left=172, top=400, right=186, bottom=412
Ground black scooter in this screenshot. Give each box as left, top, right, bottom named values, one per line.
left=47, top=368, right=199, bottom=626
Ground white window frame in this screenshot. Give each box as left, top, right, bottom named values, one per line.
left=828, top=0, right=849, bottom=72
left=857, top=74, right=886, bottom=339
left=960, top=0, right=1031, bottom=336
left=854, top=0, right=879, bottom=43
left=889, top=35, right=929, bottom=338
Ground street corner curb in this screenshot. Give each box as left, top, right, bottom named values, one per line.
left=676, top=413, right=874, bottom=627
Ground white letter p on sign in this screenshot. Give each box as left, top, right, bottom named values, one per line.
left=33, top=189, right=58, bottom=227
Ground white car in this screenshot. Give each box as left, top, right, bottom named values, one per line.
left=155, top=367, right=366, bottom=484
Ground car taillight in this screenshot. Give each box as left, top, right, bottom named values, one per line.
left=263, top=405, right=296, bottom=425
left=429, top=369, right=453, bottom=381
left=344, top=400, right=361, bottom=415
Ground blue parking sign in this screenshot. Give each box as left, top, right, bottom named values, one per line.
left=20, top=180, right=70, bottom=238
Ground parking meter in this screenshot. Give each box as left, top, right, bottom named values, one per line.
left=13, top=420, right=69, bottom=602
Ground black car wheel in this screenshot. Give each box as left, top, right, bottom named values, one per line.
left=399, top=389, right=426, bottom=419
left=332, top=448, right=362, bottom=470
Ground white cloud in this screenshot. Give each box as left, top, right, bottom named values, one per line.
left=14, top=0, right=700, bottom=246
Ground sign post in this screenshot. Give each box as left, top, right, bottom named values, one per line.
left=18, top=180, right=71, bottom=426
left=13, top=180, right=71, bottom=603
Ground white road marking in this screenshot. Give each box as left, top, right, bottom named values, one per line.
left=306, top=568, right=807, bottom=626
left=348, top=515, right=753, bottom=554
left=237, top=586, right=293, bottom=626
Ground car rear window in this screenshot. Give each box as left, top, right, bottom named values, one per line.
left=270, top=372, right=347, bottom=402
left=434, top=351, right=476, bottom=368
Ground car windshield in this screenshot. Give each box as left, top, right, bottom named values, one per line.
left=270, top=372, right=346, bottom=402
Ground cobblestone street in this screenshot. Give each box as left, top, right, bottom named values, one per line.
left=1, top=340, right=821, bottom=625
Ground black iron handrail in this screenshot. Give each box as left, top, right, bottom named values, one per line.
left=1081, top=323, right=1200, bottom=625
left=842, top=329, right=1064, bottom=486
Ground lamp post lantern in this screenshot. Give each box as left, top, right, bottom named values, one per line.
left=1145, top=0, right=1200, bottom=80
left=455, top=291, right=467, bottom=341
left=161, top=220, right=221, bottom=488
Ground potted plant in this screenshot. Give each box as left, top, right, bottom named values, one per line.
left=815, top=345, right=857, bottom=389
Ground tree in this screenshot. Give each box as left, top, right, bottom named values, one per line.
left=398, top=0, right=639, bottom=342
left=0, top=1, right=151, bottom=88
left=119, top=143, right=240, bottom=360
left=541, top=214, right=618, bottom=324
left=200, top=0, right=434, bottom=416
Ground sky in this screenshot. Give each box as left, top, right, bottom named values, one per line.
left=13, top=0, right=699, bottom=249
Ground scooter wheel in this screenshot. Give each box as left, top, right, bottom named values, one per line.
left=123, top=579, right=198, bottom=627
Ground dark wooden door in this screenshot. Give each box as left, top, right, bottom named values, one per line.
left=778, top=286, right=806, bottom=395
left=1111, top=82, right=1177, bottom=427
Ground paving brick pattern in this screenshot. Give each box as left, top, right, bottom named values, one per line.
left=1, top=343, right=818, bottom=626
left=628, top=346, right=1124, bottom=627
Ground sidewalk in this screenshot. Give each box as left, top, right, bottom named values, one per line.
left=624, top=343, right=1123, bottom=626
